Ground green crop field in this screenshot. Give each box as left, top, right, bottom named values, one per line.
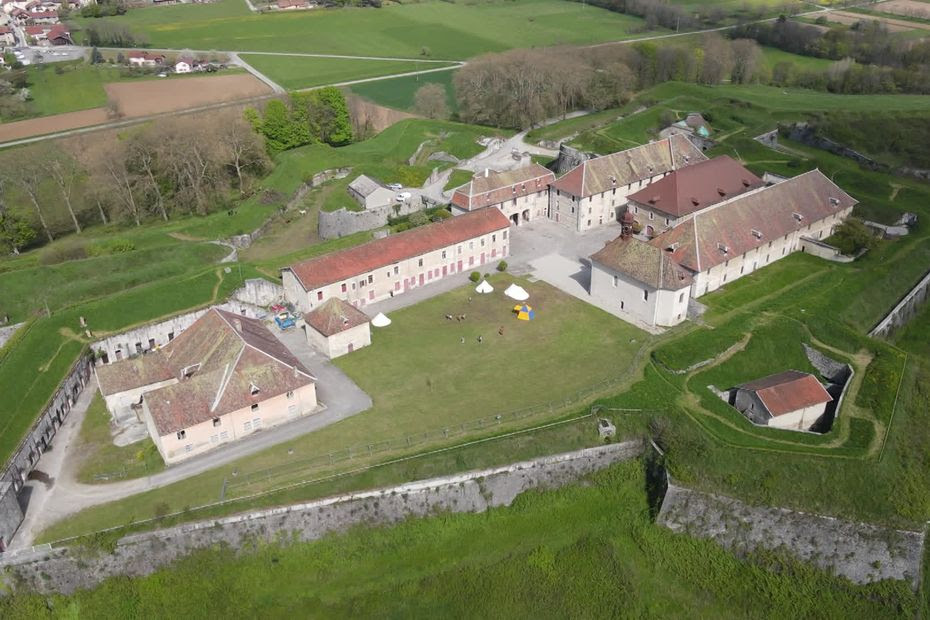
left=78, top=0, right=659, bottom=59
left=238, top=54, right=456, bottom=90
left=350, top=69, right=458, bottom=113
left=3, top=461, right=915, bottom=618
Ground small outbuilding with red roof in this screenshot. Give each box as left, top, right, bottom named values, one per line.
left=734, top=370, right=833, bottom=431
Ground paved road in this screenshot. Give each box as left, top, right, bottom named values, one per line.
left=10, top=333, right=370, bottom=550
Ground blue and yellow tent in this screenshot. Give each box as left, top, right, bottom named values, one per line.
left=513, top=303, right=535, bottom=321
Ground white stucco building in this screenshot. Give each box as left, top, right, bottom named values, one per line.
left=303, top=297, right=372, bottom=358
left=450, top=163, right=554, bottom=226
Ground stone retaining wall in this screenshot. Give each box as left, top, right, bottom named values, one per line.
left=0, top=441, right=642, bottom=594
left=0, top=355, right=93, bottom=551
left=658, top=483, right=925, bottom=588
left=318, top=196, right=426, bottom=240
left=870, top=268, right=930, bottom=338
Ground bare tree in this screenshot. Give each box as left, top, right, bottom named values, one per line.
left=46, top=147, right=83, bottom=234
left=0, top=149, right=55, bottom=242
left=730, top=39, right=763, bottom=85
left=699, top=33, right=734, bottom=85
left=86, top=140, right=143, bottom=226
left=213, top=111, right=268, bottom=194
left=128, top=131, right=169, bottom=221
left=413, top=83, right=450, bottom=120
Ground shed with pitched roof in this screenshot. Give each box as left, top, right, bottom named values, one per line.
left=304, top=297, right=371, bottom=358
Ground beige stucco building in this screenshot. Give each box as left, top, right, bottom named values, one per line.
left=548, top=135, right=706, bottom=233
left=283, top=209, right=510, bottom=313
left=734, top=370, right=833, bottom=431
left=588, top=169, right=857, bottom=328
left=450, top=163, right=554, bottom=226
left=96, top=308, right=318, bottom=465
left=304, top=297, right=372, bottom=358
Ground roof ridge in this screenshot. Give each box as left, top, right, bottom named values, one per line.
left=244, top=342, right=316, bottom=382
left=210, top=348, right=242, bottom=413
left=692, top=213, right=702, bottom=273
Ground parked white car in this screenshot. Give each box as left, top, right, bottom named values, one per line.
left=387, top=183, right=403, bottom=191
left=395, top=192, right=412, bottom=202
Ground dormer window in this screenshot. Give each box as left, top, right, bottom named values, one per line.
left=665, top=242, right=680, bottom=252
left=793, top=212, right=804, bottom=222
left=829, top=197, right=840, bottom=206
left=751, top=229, right=763, bottom=239
left=742, top=179, right=751, bottom=187
left=690, top=197, right=699, bottom=206
left=717, top=243, right=729, bottom=254
left=717, top=187, right=726, bottom=197
left=249, top=383, right=260, bottom=396
left=181, top=364, right=200, bottom=379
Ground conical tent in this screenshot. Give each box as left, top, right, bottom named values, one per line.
left=504, top=284, right=529, bottom=301
left=371, top=312, right=391, bottom=327
left=475, top=280, right=494, bottom=294
left=515, top=303, right=535, bottom=321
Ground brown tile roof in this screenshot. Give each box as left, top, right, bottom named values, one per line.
left=651, top=170, right=857, bottom=273
left=451, top=164, right=554, bottom=211
left=99, top=308, right=314, bottom=436
left=96, top=353, right=174, bottom=396
left=627, top=156, right=763, bottom=218
left=305, top=298, right=370, bottom=337
left=286, top=208, right=510, bottom=291
left=590, top=235, right=693, bottom=290
left=550, top=135, right=706, bottom=199
left=739, top=370, right=832, bottom=417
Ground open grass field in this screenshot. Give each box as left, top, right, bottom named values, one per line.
left=349, top=69, right=457, bottom=113
left=5, top=461, right=916, bottom=618
left=24, top=63, right=122, bottom=117
left=238, top=54, right=456, bottom=90
left=78, top=0, right=660, bottom=59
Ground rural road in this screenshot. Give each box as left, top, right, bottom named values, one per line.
left=10, top=335, right=372, bottom=551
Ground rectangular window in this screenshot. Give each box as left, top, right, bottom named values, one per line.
left=418, top=258, right=424, bottom=267
left=212, top=417, right=221, bottom=427
left=503, top=231, right=508, bottom=240
left=253, top=417, right=262, bottom=429
left=168, top=332, right=174, bottom=341
left=367, top=275, right=373, bottom=284
left=251, top=403, right=259, bottom=412
left=244, top=420, right=252, bottom=432
left=649, top=212, right=654, bottom=220
left=620, top=300, right=625, bottom=310
left=287, top=390, right=294, bottom=399
left=176, top=430, right=186, bottom=440
left=341, top=283, right=347, bottom=293
left=360, top=279, right=366, bottom=288
left=613, top=275, right=618, bottom=287
left=394, top=265, right=399, bottom=275
left=148, top=338, right=156, bottom=349
left=135, top=342, right=143, bottom=354
left=643, top=289, right=649, bottom=302
left=491, top=234, right=496, bottom=243
left=481, top=238, right=485, bottom=247
left=317, top=291, right=323, bottom=301
left=679, top=292, right=684, bottom=303
left=442, top=250, right=447, bottom=259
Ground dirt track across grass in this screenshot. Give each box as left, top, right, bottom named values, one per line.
left=104, top=73, right=271, bottom=117
left=824, top=10, right=930, bottom=31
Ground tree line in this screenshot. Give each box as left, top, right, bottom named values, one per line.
left=732, top=17, right=930, bottom=94
left=245, top=88, right=353, bottom=152
left=0, top=110, right=268, bottom=254
left=453, top=36, right=769, bottom=129
left=571, top=0, right=806, bottom=32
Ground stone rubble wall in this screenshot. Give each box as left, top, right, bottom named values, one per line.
left=0, top=441, right=642, bottom=595
left=658, top=483, right=925, bottom=588
left=0, top=322, right=25, bottom=350
left=318, top=195, right=426, bottom=240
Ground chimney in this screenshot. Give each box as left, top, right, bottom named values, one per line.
left=620, top=210, right=635, bottom=240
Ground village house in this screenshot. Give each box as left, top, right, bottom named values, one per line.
left=283, top=208, right=510, bottom=312
left=127, top=51, right=165, bottom=67
left=625, top=155, right=764, bottom=238
left=347, top=174, right=395, bottom=210
left=733, top=370, right=833, bottom=431
left=23, top=23, right=69, bottom=44
left=24, top=8, right=56, bottom=23
left=548, top=134, right=706, bottom=233
left=450, top=163, right=555, bottom=226
left=276, top=0, right=309, bottom=9
left=303, top=297, right=371, bottom=358
left=174, top=57, right=195, bottom=73
left=96, top=308, right=318, bottom=465
left=0, top=25, right=14, bottom=46
left=588, top=169, right=857, bottom=327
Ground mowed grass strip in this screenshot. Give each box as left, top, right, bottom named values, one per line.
left=350, top=69, right=458, bottom=113
left=239, top=54, right=457, bottom=90
left=79, top=0, right=658, bottom=58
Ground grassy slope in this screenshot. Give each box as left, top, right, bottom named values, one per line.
left=79, top=0, right=659, bottom=58
left=75, top=394, right=164, bottom=483
left=238, top=54, right=455, bottom=90
left=350, top=69, right=458, bottom=113
left=4, top=461, right=915, bottom=618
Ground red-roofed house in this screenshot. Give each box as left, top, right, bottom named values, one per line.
left=25, top=9, right=56, bottom=23
left=548, top=134, right=706, bottom=233
left=734, top=370, right=832, bottom=431
left=127, top=51, right=165, bottom=67
left=625, top=156, right=763, bottom=237
left=303, top=297, right=371, bottom=358
left=283, top=209, right=510, bottom=312
left=450, top=163, right=554, bottom=226
left=96, top=308, right=318, bottom=464
left=0, top=25, right=14, bottom=46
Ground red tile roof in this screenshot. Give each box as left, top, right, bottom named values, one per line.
left=739, top=370, right=832, bottom=417
left=451, top=164, right=554, bottom=211
left=287, top=209, right=510, bottom=291
left=627, top=156, right=763, bottom=218
left=550, top=135, right=706, bottom=199
left=98, top=308, right=315, bottom=436
left=651, top=170, right=857, bottom=273
left=305, top=297, right=370, bottom=337
left=590, top=235, right=692, bottom=290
